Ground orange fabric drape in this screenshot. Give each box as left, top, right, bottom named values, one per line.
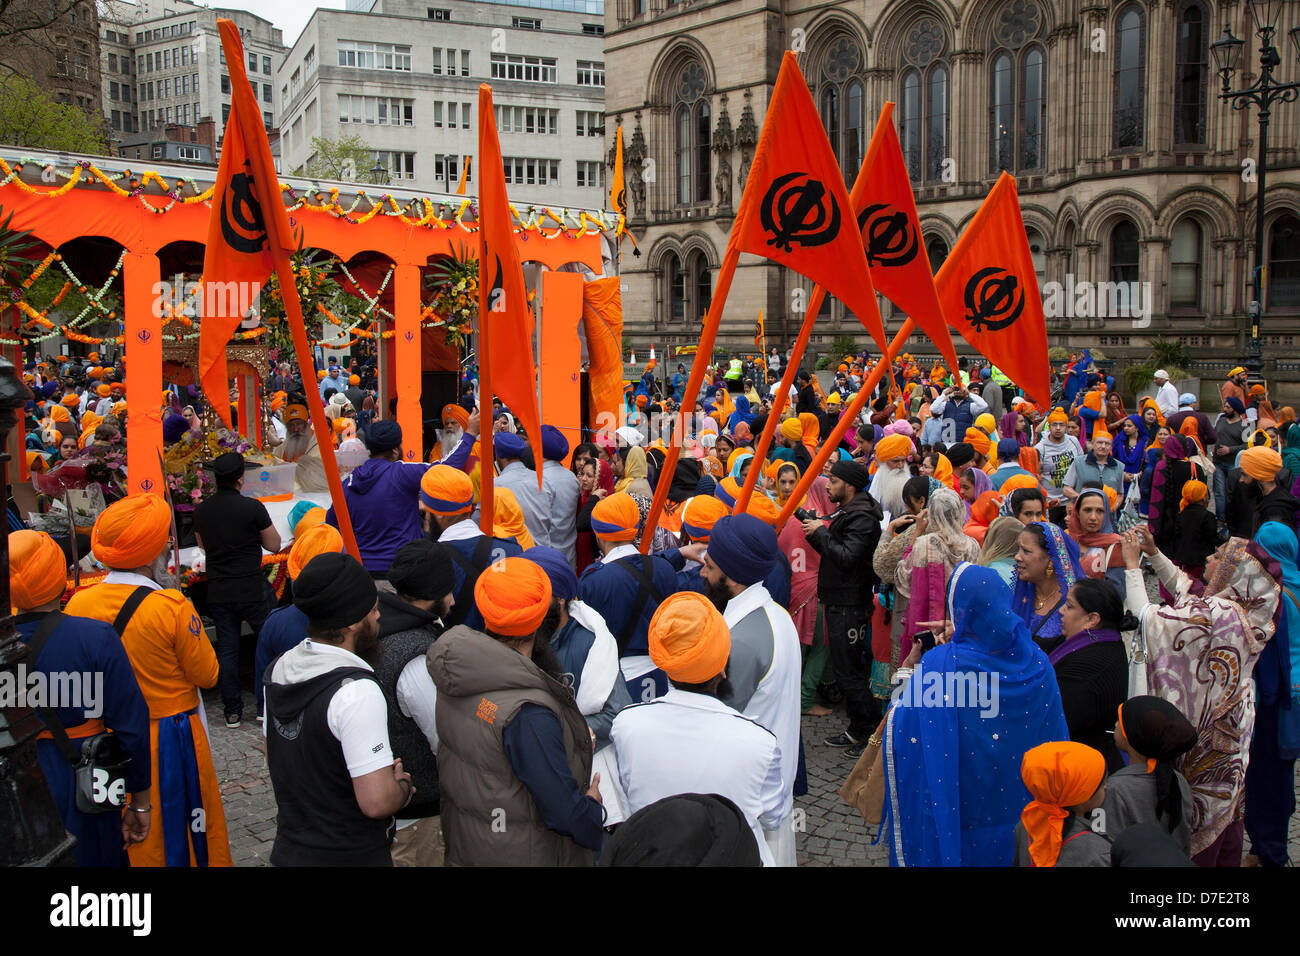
left=581, top=276, right=623, bottom=431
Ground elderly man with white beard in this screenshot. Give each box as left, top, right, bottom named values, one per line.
left=868, top=433, right=914, bottom=520
left=280, top=397, right=329, bottom=493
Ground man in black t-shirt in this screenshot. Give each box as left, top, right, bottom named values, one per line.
left=194, top=452, right=282, bottom=728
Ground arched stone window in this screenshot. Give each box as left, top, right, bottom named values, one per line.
left=1110, top=219, right=1141, bottom=286
left=897, top=17, right=949, bottom=182
left=1113, top=4, right=1146, bottom=150
left=1174, top=2, right=1208, bottom=145
left=1268, top=214, right=1300, bottom=310
left=1170, top=218, right=1202, bottom=309
left=988, top=1, right=1046, bottom=173
left=673, top=60, right=710, bottom=205
left=814, top=33, right=867, bottom=182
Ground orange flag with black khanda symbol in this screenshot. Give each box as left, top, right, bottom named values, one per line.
left=200, top=24, right=294, bottom=430
left=935, top=171, right=1050, bottom=405
left=477, top=83, right=544, bottom=520
left=853, top=102, right=960, bottom=375
left=610, top=124, right=638, bottom=258
left=735, top=51, right=887, bottom=354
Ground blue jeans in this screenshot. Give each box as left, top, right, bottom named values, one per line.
left=210, top=590, right=273, bottom=718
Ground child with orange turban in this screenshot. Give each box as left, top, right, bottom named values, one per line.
left=1014, top=741, right=1109, bottom=867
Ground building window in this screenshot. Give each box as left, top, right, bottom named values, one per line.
left=339, top=95, right=415, bottom=126
left=893, top=19, right=950, bottom=182
left=1113, top=4, right=1145, bottom=150
left=583, top=23, right=604, bottom=36
left=428, top=8, right=451, bottom=21
left=1170, top=218, right=1202, bottom=309
left=576, top=110, right=601, bottom=136
left=432, top=49, right=441, bottom=75
left=373, top=151, right=416, bottom=180
left=461, top=50, right=470, bottom=76
left=178, top=146, right=200, bottom=160
left=1026, top=228, right=1047, bottom=289
left=221, top=74, right=230, bottom=94
left=496, top=105, right=558, bottom=134
left=152, top=145, right=163, bottom=158
left=264, top=111, right=273, bottom=127
left=1268, top=214, right=1300, bottom=310
left=576, top=160, right=603, bottom=188
left=668, top=254, right=685, bottom=322
left=490, top=53, right=557, bottom=83
left=1174, top=2, right=1208, bottom=146
left=263, top=55, right=272, bottom=75
left=1110, top=220, right=1141, bottom=286
left=925, top=236, right=949, bottom=273
left=673, top=61, right=710, bottom=205
left=502, top=158, right=560, bottom=186
left=692, top=252, right=712, bottom=322
left=513, top=17, right=541, bottom=30
left=337, top=40, right=412, bottom=72
left=577, top=60, right=604, bottom=86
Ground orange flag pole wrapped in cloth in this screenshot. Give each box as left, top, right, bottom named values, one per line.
left=477, top=83, right=545, bottom=535
left=642, top=50, right=888, bottom=548
left=610, top=124, right=638, bottom=259
left=581, top=277, right=623, bottom=431
left=935, top=171, right=1051, bottom=406
left=201, top=19, right=359, bottom=558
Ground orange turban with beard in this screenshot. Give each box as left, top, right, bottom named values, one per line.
left=475, top=557, right=552, bottom=637
left=9, top=530, right=68, bottom=609
left=875, top=434, right=911, bottom=461
left=91, top=494, right=172, bottom=569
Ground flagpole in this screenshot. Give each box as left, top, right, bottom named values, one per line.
left=774, top=318, right=915, bottom=531
left=276, top=256, right=362, bottom=559
left=478, top=279, right=495, bottom=536
left=638, top=209, right=750, bottom=551
left=734, top=287, right=826, bottom=511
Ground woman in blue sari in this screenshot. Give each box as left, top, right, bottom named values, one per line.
left=882, top=562, right=1068, bottom=865
left=1245, top=520, right=1300, bottom=867
left=1011, top=521, right=1087, bottom=647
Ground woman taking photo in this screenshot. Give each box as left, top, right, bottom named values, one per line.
left=1012, top=521, right=1087, bottom=645
left=1050, top=578, right=1131, bottom=772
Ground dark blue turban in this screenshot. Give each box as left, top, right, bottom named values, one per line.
left=522, top=545, right=579, bottom=602
left=162, top=414, right=189, bottom=444
left=494, top=431, right=528, bottom=459
left=707, top=514, right=777, bottom=586
left=996, top=438, right=1021, bottom=462
left=364, top=419, right=402, bottom=453
left=540, top=425, right=569, bottom=462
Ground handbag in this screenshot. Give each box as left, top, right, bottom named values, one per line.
left=839, top=713, right=888, bottom=826
left=27, top=587, right=154, bottom=814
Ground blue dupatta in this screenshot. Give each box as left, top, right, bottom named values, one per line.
left=1011, top=521, right=1086, bottom=642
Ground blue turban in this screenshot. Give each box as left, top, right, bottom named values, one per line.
left=694, top=474, right=717, bottom=497
left=494, top=431, right=528, bottom=459
left=707, top=514, right=777, bottom=586
left=540, top=424, right=569, bottom=462
left=996, top=438, right=1021, bottom=462
left=1226, top=396, right=1245, bottom=415
left=162, top=414, right=189, bottom=444
left=1179, top=393, right=1196, bottom=407
left=980, top=367, right=992, bottom=380
left=521, top=545, right=578, bottom=602
left=365, top=419, right=402, bottom=453
left=40, top=382, right=58, bottom=399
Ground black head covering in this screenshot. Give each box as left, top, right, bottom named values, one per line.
left=667, top=457, right=703, bottom=503
left=830, top=459, right=870, bottom=490
left=1119, top=696, right=1197, bottom=830
left=1109, top=824, right=1196, bottom=868
left=600, top=793, right=762, bottom=867
left=946, top=442, right=975, bottom=468
left=212, top=451, right=245, bottom=482
left=293, top=552, right=377, bottom=630
left=388, top=539, right=456, bottom=602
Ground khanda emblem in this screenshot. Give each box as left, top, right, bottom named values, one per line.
left=220, top=170, right=267, bottom=255
left=614, top=183, right=627, bottom=218
left=487, top=257, right=505, bottom=313
left=857, top=203, right=918, bottom=268
left=760, top=172, right=841, bottom=252
left=964, top=266, right=1024, bottom=331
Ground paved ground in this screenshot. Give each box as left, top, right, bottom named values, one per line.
left=204, top=664, right=1296, bottom=868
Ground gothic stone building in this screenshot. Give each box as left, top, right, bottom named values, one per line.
left=603, top=0, right=1300, bottom=392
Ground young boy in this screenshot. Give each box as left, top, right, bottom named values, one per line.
left=1015, top=741, right=1111, bottom=866
left=1101, top=697, right=1196, bottom=855
left=1172, top=479, right=1219, bottom=581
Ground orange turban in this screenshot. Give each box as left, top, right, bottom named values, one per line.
left=492, top=488, right=535, bottom=550
left=1020, top=741, right=1107, bottom=867
left=288, top=524, right=345, bottom=580
left=96, top=384, right=112, bottom=398
left=764, top=461, right=785, bottom=485
left=745, top=493, right=780, bottom=526
left=933, top=454, right=954, bottom=489
left=317, top=370, right=327, bottom=381
left=112, top=401, right=127, bottom=416
left=590, top=492, right=640, bottom=542
left=1092, top=417, right=1112, bottom=444
left=635, top=394, right=648, bottom=408
left=475, top=556, right=552, bottom=637
left=50, top=404, right=70, bottom=423
left=26, top=450, right=49, bottom=473
left=1250, top=383, right=1266, bottom=398
left=1139, top=397, right=1165, bottom=427
left=87, top=351, right=99, bottom=362
left=1082, top=390, right=1103, bottom=414
left=875, top=434, right=911, bottom=461
left=779, top=417, right=803, bottom=442
left=1047, top=407, right=1068, bottom=424
left=62, top=393, right=80, bottom=408
left=420, top=464, right=474, bottom=516
left=648, top=591, right=731, bottom=684
left=1179, top=479, right=1207, bottom=512
left=9, top=530, right=68, bottom=609
left=1241, top=446, right=1283, bottom=481
left=91, top=494, right=172, bottom=569
left=998, top=474, right=1039, bottom=495
left=798, top=413, right=820, bottom=446
left=680, top=495, right=728, bottom=542
left=349, top=374, right=361, bottom=385
left=441, top=404, right=470, bottom=431
left=293, top=506, right=327, bottom=537
left=964, top=427, right=991, bottom=456
left=284, top=403, right=309, bottom=423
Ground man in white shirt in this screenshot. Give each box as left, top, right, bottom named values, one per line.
left=611, top=591, right=785, bottom=866
left=263, top=552, right=413, bottom=866
left=1153, top=369, right=1180, bottom=420
left=699, top=514, right=802, bottom=866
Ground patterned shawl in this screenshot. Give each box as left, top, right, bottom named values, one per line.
left=1140, top=538, right=1279, bottom=854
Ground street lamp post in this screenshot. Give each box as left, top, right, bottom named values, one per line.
left=1210, top=1, right=1300, bottom=380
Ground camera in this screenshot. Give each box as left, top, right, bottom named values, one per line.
left=793, top=508, right=821, bottom=522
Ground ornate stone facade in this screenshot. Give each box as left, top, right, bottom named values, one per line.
left=605, top=0, right=1300, bottom=387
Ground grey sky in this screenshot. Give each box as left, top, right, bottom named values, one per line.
left=215, top=1, right=349, bottom=47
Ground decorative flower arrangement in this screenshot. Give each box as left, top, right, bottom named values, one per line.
left=167, top=465, right=215, bottom=509
left=424, top=243, right=478, bottom=346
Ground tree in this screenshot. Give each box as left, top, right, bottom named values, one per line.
left=304, top=134, right=373, bottom=181
left=0, top=75, right=107, bottom=152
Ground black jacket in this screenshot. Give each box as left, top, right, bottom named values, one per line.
left=807, top=489, right=882, bottom=606
left=1225, top=467, right=1298, bottom=539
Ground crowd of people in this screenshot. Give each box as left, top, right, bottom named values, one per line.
left=10, top=344, right=1299, bottom=868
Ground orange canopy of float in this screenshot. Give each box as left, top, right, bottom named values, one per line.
left=0, top=153, right=605, bottom=493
